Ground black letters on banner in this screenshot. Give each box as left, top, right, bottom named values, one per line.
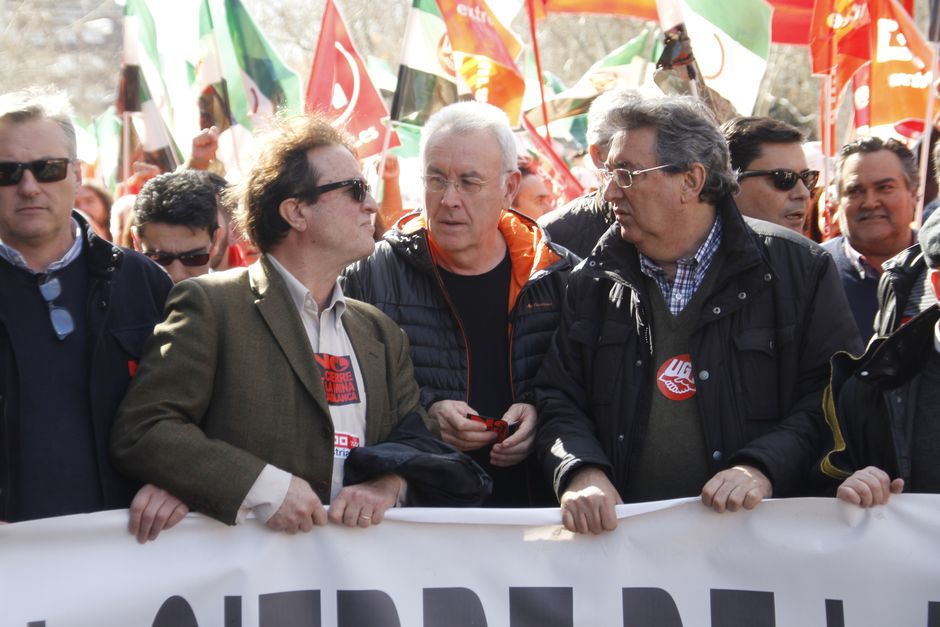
left=259, top=590, right=321, bottom=627
left=509, top=587, right=573, bottom=627
left=151, top=595, right=199, bottom=627
left=710, top=589, right=775, bottom=627
left=622, top=587, right=683, bottom=626
left=337, top=590, right=401, bottom=627
left=423, top=588, right=488, bottom=626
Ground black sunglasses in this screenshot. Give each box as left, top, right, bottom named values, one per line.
left=0, top=158, right=71, bottom=186
left=302, top=178, right=371, bottom=203
left=144, top=251, right=212, bottom=267
left=738, top=168, right=820, bottom=192
left=38, top=275, right=75, bottom=341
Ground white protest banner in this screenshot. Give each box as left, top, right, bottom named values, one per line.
left=2, top=496, right=939, bottom=626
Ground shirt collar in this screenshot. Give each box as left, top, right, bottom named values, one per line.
left=266, top=252, right=347, bottom=318
left=639, top=214, right=722, bottom=278
left=841, top=238, right=881, bottom=280
left=0, top=218, right=82, bottom=274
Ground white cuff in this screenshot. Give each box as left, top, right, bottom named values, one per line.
left=236, top=464, right=293, bottom=524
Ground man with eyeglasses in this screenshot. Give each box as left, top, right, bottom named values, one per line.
left=132, top=170, right=220, bottom=283
left=535, top=95, right=861, bottom=534
left=0, top=87, right=174, bottom=526
left=722, top=116, right=818, bottom=234
left=112, top=114, right=484, bottom=537
left=342, top=101, right=578, bottom=507
left=823, top=137, right=919, bottom=341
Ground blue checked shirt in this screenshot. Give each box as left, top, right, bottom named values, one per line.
left=638, top=215, right=723, bottom=315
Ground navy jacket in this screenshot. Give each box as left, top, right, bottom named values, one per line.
left=0, top=213, right=171, bottom=521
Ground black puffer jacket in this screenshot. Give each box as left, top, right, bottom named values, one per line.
left=535, top=197, right=863, bottom=500
left=874, top=243, right=927, bottom=336
left=341, top=209, right=578, bottom=407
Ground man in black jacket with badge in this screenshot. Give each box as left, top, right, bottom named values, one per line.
left=535, top=95, right=862, bottom=534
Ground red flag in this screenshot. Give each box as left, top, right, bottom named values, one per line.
left=305, top=0, right=398, bottom=158
left=521, top=115, right=583, bottom=203
left=435, top=0, right=526, bottom=125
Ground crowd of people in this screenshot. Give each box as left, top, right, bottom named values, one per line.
left=1, top=83, right=938, bottom=542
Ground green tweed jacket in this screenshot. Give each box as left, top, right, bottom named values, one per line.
left=111, top=256, right=427, bottom=524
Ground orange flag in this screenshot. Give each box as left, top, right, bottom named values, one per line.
left=435, top=0, right=526, bottom=125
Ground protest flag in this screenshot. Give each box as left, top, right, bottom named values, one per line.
left=305, top=0, right=399, bottom=158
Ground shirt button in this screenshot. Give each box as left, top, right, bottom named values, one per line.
left=699, top=370, right=710, bottom=381
left=618, top=434, right=625, bottom=442
left=635, top=359, right=643, bottom=367
left=712, top=307, right=721, bottom=315
left=738, top=292, right=747, bottom=300
left=712, top=450, right=722, bottom=461
left=764, top=273, right=772, bottom=282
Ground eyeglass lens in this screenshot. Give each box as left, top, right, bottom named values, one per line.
left=38, top=276, right=75, bottom=340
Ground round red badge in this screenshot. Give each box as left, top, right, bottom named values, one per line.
left=655, top=353, right=697, bottom=401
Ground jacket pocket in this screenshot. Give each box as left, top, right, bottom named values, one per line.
left=731, top=327, right=780, bottom=428
left=110, top=326, right=153, bottom=361
left=573, top=318, right=630, bottom=405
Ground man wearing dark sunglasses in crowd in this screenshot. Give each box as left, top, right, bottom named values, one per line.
left=0, top=87, right=175, bottom=527
left=722, top=116, right=818, bottom=234
left=535, top=96, right=861, bottom=534
left=112, top=114, right=484, bottom=538
left=823, top=137, right=919, bottom=341
left=132, top=170, right=220, bottom=283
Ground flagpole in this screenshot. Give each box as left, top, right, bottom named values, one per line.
left=206, top=0, right=244, bottom=177
left=525, top=0, right=552, bottom=143
left=122, top=111, right=131, bottom=189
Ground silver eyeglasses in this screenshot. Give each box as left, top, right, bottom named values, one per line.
left=422, top=173, right=507, bottom=195
left=599, top=164, right=676, bottom=189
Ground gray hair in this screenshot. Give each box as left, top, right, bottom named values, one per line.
left=420, top=101, right=517, bottom=173
left=606, top=95, right=738, bottom=204
left=0, top=86, right=77, bottom=161
left=586, top=88, right=646, bottom=154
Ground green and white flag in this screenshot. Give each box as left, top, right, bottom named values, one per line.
left=197, top=0, right=302, bottom=132
left=523, top=29, right=653, bottom=128
left=658, top=0, right=772, bottom=115
left=390, top=0, right=458, bottom=127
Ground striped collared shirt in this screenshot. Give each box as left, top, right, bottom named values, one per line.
left=0, top=218, right=82, bottom=273
left=639, top=215, right=723, bottom=315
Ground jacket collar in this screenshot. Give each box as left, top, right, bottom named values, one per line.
left=76, top=211, right=123, bottom=279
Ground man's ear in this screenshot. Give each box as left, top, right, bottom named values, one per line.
left=278, top=197, right=307, bottom=232
left=503, top=169, right=522, bottom=208
left=130, top=225, right=143, bottom=252
left=680, top=163, right=707, bottom=203
left=588, top=144, right=605, bottom=169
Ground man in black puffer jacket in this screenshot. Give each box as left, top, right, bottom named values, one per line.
left=342, top=102, right=577, bottom=506
left=535, top=95, right=862, bottom=534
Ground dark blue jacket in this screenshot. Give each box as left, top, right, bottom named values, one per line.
left=0, top=213, right=171, bottom=521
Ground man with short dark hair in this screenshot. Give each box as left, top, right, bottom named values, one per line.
left=536, top=96, right=861, bottom=534
left=824, top=137, right=918, bottom=340
left=722, top=116, right=818, bottom=233
left=0, top=87, right=174, bottom=527
left=112, top=114, right=477, bottom=535
left=822, top=209, right=940, bottom=506
left=132, top=170, right=220, bottom=283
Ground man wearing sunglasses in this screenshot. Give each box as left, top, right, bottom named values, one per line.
left=112, top=114, right=483, bottom=536
left=722, top=116, right=817, bottom=234
left=823, top=137, right=919, bottom=341
left=342, top=101, right=577, bottom=507
left=0, top=88, right=175, bottom=527
left=131, top=170, right=220, bottom=283
left=535, top=96, right=861, bottom=534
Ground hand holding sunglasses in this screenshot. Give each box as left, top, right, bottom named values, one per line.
left=737, top=168, right=819, bottom=192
